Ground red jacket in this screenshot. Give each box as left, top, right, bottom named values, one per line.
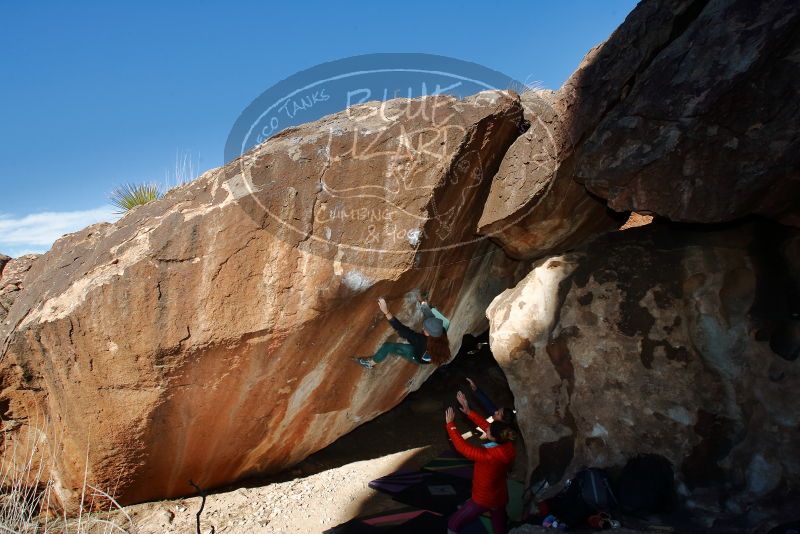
left=446, top=410, right=515, bottom=509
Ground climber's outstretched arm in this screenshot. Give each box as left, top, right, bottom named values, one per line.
left=378, top=297, right=418, bottom=342
left=467, top=377, right=499, bottom=416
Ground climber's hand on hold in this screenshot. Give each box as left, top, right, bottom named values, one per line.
left=377, top=297, right=389, bottom=315
left=466, top=377, right=477, bottom=392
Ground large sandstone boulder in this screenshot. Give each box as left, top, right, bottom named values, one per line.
left=487, top=222, right=800, bottom=506
left=0, top=91, right=526, bottom=506
left=572, top=0, right=800, bottom=226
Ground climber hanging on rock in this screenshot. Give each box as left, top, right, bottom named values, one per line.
left=355, top=292, right=450, bottom=369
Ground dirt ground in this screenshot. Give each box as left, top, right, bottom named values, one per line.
left=123, top=335, right=525, bottom=533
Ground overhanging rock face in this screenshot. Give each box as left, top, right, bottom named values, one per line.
left=0, top=91, right=526, bottom=506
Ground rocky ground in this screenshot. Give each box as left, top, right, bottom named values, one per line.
left=129, top=448, right=430, bottom=533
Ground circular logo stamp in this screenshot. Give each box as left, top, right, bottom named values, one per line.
left=224, top=53, right=557, bottom=268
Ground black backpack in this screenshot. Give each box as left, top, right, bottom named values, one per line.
left=574, top=468, right=617, bottom=512
left=544, top=468, right=617, bottom=527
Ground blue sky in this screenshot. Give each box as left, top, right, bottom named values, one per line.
left=0, top=1, right=638, bottom=257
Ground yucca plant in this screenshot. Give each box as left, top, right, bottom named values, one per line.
left=109, top=183, right=163, bottom=214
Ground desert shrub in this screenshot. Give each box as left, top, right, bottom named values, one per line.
left=0, top=428, right=135, bottom=533
left=109, top=183, right=163, bottom=214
